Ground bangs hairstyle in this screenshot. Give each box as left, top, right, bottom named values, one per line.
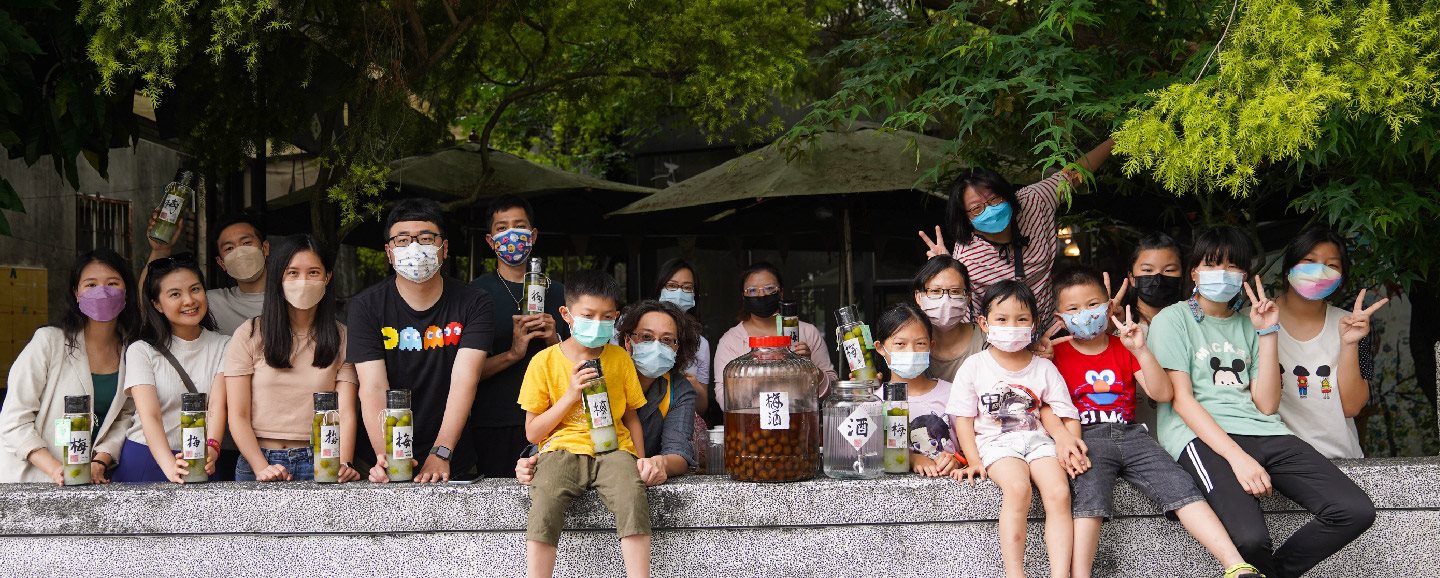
left=258, top=235, right=340, bottom=369
left=1280, top=225, right=1349, bottom=292
left=1051, top=265, right=1107, bottom=298
left=653, top=258, right=699, bottom=316
left=1128, top=231, right=1184, bottom=274
left=564, top=269, right=624, bottom=308
left=56, top=248, right=141, bottom=348
left=944, top=168, right=1022, bottom=245
left=140, top=255, right=218, bottom=356
left=382, top=197, right=446, bottom=243
left=484, top=193, right=535, bottom=232
left=617, top=300, right=702, bottom=376
left=911, top=255, right=972, bottom=295
left=1187, top=225, right=1255, bottom=273
left=874, top=303, right=932, bottom=382
left=979, top=279, right=1039, bottom=320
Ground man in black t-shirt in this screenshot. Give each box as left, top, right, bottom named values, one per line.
left=348, top=198, right=493, bottom=482
left=469, top=194, right=567, bottom=477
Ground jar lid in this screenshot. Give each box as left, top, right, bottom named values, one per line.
left=835, top=304, right=861, bottom=325
left=314, top=392, right=338, bottom=412
left=780, top=300, right=799, bottom=316
left=749, top=335, right=793, bottom=349
left=386, top=389, right=411, bottom=410
left=835, top=379, right=878, bottom=390
left=582, top=358, right=604, bottom=378
left=180, top=392, right=207, bottom=412
left=883, top=382, right=908, bottom=401
left=64, top=395, right=91, bottom=414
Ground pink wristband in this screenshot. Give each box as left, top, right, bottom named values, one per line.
left=206, top=439, right=221, bottom=451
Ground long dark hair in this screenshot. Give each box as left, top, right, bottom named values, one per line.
left=55, top=248, right=141, bottom=348
left=653, top=258, right=700, bottom=317
left=258, top=235, right=340, bottom=369
left=139, top=255, right=218, bottom=356
left=1280, top=225, right=1349, bottom=294
left=736, top=261, right=784, bottom=322
left=944, top=168, right=1024, bottom=246
left=617, top=299, right=701, bottom=377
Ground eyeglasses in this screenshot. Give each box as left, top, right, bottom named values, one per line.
left=663, top=282, right=695, bottom=293
left=629, top=332, right=679, bottom=348
left=387, top=232, right=442, bottom=247
left=147, top=252, right=198, bottom=272
left=922, top=287, right=967, bottom=300
left=743, top=284, right=780, bottom=297
left=965, top=195, right=1005, bottom=218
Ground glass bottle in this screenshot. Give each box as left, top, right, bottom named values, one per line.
left=777, top=300, right=800, bottom=343
left=146, top=171, right=195, bottom=243
left=835, top=305, right=878, bottom=381
left=384, top=389, right=415, bottom=482
left=61, top=395, right=93, bottom=486
left=883, top=382, right=910, bottom=474
left=178, top=393, right=208, bottom=483
left=312, top=392, right=341, bottom=483
left=581, top=359, right=619, bottom=454
left=522, top=257, right=550, bottom=315
left=705, top=426, right=726, bottom=475
left=723, top=335, right=822, bottom=482
left=823, top=380, right=884, bottom=479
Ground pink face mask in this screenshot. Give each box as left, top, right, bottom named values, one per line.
left=77, top=286, right=127, bottom=322
left=918, top=295, right=970, bottom=329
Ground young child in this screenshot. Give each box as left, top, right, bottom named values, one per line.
left=871, top=303, right=964, bottom=476
left=518, top=271, right=651, bottom=578
left=946, top=280, right=1080, bottom=578
left=1050, top=266, right=1263, bottom=578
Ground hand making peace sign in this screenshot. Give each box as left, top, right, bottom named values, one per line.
left=1244, top=277, right=1279, bottom=331
left=918, top=226, right=951, bottom=258
left=1109, top=305, right=1148, bottom=353
left=1340, top=288, right=1389, bottom=346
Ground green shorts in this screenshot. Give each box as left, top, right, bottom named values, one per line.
left=527, top=450, right=651, bottom=544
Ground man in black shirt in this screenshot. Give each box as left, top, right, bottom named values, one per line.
left=470, top=194, right=566, bottom=477
left=348, top=198, right=493, bottom=482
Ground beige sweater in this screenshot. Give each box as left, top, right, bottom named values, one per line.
left=0, top=327, right=133, bottom=483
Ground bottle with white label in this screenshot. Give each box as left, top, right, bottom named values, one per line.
left=882, top=383, right=910, bottom=474
left=146, top=171, right=195, bottom=244
left=383, top=389, right=414, bottom=482
left=835, top=305, right=878, bottom=381
left=580, top=359, right=619, bottom=454
left=178, top=393, right=209, bottom=483
left=778, top=300, right=800, bottom=344
left=61, top=395, right=93, bottom=486
left=822, top=380, right=884, bottom=479
left=312, top=392, right=341, bottom=483
left=522, top=257, right=549, bottom=315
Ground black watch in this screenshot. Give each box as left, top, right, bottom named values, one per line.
left=430, top=445, right=453, bottom=461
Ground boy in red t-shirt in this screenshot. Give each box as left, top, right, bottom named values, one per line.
left=1051, top=267, right=1263, bottom=578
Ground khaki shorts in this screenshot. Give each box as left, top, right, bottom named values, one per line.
left=527, top=450, right=651, bottom=544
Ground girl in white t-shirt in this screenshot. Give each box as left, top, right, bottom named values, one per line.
left=947, top=280, right=1082, bottom=578
left=872, top=303, right=963, bottom=477
left=1273, top=226, right=1387, bottom=459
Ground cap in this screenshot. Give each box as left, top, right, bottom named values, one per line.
left=64, top=395, right=91, bottom=414
left=529, top=257, right=544, bottom=271
left=883, top=382, right=908, bottom=401
left=180, top=393, right=207, bottom=412
left=780, top=300, right=799, bottom=317
left=582, top=359, right=604, bottom=378
left=386, top=389, right=411, bottom=410
left=749, top=335, right=794, bottom=349
left=314, top=392, right=339, bottom=412
left=835, top=304, right=861, bottom=326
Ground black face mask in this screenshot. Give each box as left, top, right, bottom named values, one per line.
left=743, top=293, right=782, bottom=318
left=1133, top=274, right=1183, bottom=307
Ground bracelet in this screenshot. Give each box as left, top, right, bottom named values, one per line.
left=206, top=439, right=221, bottom=451
left=342, top=462, right=356, bottom=470
left=1256, top=324, right=1281, bottom=336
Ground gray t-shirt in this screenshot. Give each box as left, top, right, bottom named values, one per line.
left=206, top=287, right=264, bottom=336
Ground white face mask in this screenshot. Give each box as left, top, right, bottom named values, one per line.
left=886, top=351, right=930, bottom=379
left=985, top=325, right=1033, bottom=353
left=918, top=295, right=968, bottom=329
left=223, top=245, right=266, bottom=282
left=392, top=243, right=441, bottom=284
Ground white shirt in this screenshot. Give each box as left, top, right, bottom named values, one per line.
left=946, top=349, right=1077, bottom=450
left=1277, top=305, right=1364, bottom=459
left=122, top=330, right=230, bottom=449
left=206, top=287, right=264, bottom=336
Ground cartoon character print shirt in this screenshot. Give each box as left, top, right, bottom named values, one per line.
left=906, top=379, right=959, bottom=459
left=347, top=275, right=494, bottom=472
left=1147, top=301, right=1291, bottom=460
left=1052, top=336, right=1143, bottom=426
left=946, top=349, right=1078, bottom=451
left=1276, top=305, right=1366, bottom=459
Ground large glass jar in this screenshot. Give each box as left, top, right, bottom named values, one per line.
left=723, top=335, right=821, bottom=482
left=178, top=393, right=209, bottom=483
left=61, top=395, right=92, bottom=486
left=823, top=380, right=884, bottom=480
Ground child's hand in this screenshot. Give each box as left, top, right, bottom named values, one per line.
left=951, top=462, right=986, bottom=485
left=1229, top=453, right=1273, bottom=497
left=1054, top=436, right=1090, bottom=479
left=1244, top=277, right=1279, bottom=331
left=1110, top=305, right=1148, bottom=353
left=567, top=359, right=598, bottom=401
left=934, top=452, right=962, bottom=476
left=1103, top=271, right=1130, bottom=323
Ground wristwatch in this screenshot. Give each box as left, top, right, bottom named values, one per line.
left=430, top=445, right=453, bottom=461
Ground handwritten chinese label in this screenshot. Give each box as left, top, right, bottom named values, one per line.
left=759, top=391, right=790, bottom=430
left=885, top=416, right=907, bottom=449
left=526, top=285, right=546, bottom=313
left=67, top=431, right=92, bottom=464
left=392, top=426, right=414, bottom=459
left=157, top=193, right=185, bottom=222
left=586, top=392, right=614, bottom=429
left=181, top=427, right=206, bottom=460
left=319, top=425, right=340, bottom=458
left=842, top=337, right=868, bottom=371
left=839, top=405, right=877, bottom=449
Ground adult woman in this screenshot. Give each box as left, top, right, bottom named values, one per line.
left=653, top=259, right=712, bottom=413
left=1124, top=232, right=1186, bottom=326
left=225, top=235, right=361, bottom=482
left=712, top=262, right=837, bottom=408
left=115, top=254, right=229, bottom=483
left=1273, top=226, right=1386, bottom=459
left=872, top=303, right=964, bottom=477
left=0, top=249, right=140, bottom=483
left=912, top=256, right=985, bottom=383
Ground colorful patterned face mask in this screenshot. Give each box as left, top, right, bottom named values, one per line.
left=1287, top=263, right=1342, bottom=301
left=1060, top=303, right=1110, bottom=341
left=491, top=228, right=534, bottom=266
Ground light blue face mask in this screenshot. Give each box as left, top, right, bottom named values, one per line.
left=630, top=340, right=677, bottom=379
left=971, top=202, right=1013, bottom=234
left=1196, top=269, right=1245, bottom=303
left=659, top=288, right=696, bottom=312
left=570, top=315, right=616, bottom=348
left=886, top=351, right=930, bottom=380
left=1061, top=303, right=1110, bottom=341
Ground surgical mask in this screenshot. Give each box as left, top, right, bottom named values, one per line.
left=886, top=351, right=930, bottom=380
left=1133, top=274, right=1183, bottom=307
left=282, top=279, right=327, bottom=310
left=570, top=315, right=615, bottom=348
left=491, top=228, right=534, bottom=267
left=1196, top=269, right=1244, bottom=303
left=77, top=286, right=126, bottom=322
left=1060, top=303, right=1110, bottom=341
left=392, top=243, right=441, bottom=284
left=971, top=202, right=1013, bottom=235
left=631, top=340, right=677, bottom=379
left=743, top=293, right=781, bottom=318
left=1288, top=263, right=1342, bottom=301
left=660, top=288, right=695, bottom=312
left=918, top=295, right=968, bottom=329
left=985, top=325, right=1033, bottom=353
left=223, top=245, right=266, bottom=282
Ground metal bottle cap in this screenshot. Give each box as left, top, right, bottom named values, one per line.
left=883, top=382, right=908, bottom=402
left=181, top=392, right=207, bottom=412
left=314, top=392, right=338, bottom=412
left=64, top=395, right=92, bottom=414
left=386, top=389, right=411, bottom=410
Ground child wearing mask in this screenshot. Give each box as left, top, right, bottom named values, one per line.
left=871, top=303, right=965, bottom=476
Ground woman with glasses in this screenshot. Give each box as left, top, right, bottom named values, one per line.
left=652, top=259, right=712, bottom=412
left=114, top=254, right=229, bottom=483
left=912, top=256, right=986, bottom=383
left=712, top=262, right=837, bottom=409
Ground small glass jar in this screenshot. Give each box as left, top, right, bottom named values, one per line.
left=835, top=305, right=877, bottom=381
left=312, top=392, right=341, bottom=483
left=882, top=383, right=910, bottom=474
left=62, top=395, right=93, bottom=486
left=178, top=393, right=208, bottom=483
left=705, top=426, right=726, bottom=475
left=384, top=389, right=414, bottom=482
left=580, top=359, right=619, bottom=454
left=823, top=380, right=884, bottom=480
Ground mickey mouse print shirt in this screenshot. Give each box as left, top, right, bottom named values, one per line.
left=1052, top=336, right=1142, bottom=426
left=1147, top=301, right=1291, bottom=460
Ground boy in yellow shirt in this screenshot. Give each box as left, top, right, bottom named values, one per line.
left=518, top=270, right=650, bottom=578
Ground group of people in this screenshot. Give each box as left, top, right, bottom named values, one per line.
left=0, top=138, right=1388, bottom=578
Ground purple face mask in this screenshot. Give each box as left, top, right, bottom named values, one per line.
left=77, top=286, right=127, bottom=322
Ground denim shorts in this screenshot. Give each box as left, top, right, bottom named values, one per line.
left=1072, top=422, right=1203, bottom=520
left=235, top=447, right=314, bottom=481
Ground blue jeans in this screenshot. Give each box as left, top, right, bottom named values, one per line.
left=235, top=447, right=314, bottom=481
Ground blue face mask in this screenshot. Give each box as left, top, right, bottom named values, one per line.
left=570, top=315, right=615, bottom=348
left=971, top=202, right=1013, bottom=234
left=886, top=351, right=930, bottom=380
left=659, top=288, right=695, bottom=312
left=1061, top=303, right=1110, bottom=341
left=1196, top=269, right=1245, bottom=303
left=630, top=340, right=677, bottom=379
